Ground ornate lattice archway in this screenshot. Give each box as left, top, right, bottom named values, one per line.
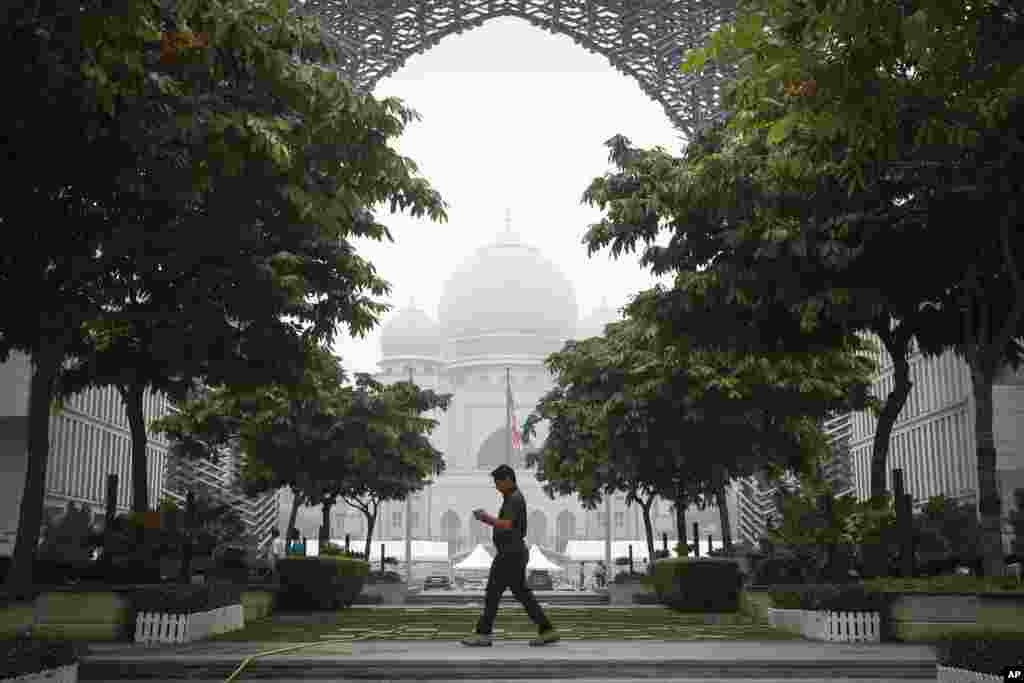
left=295, top=0, right=738, bottom=138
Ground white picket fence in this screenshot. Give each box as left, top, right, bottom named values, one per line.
left=135, top=604, right=244, bottom=645
left=768, top=608, right=880, bottom=643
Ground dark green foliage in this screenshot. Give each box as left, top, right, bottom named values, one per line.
left=768, top=584, right=892, bottom=613
left=1009, top=489, right=1024, bottom=558
left=913, top=495, right=983, bottom=575
left=276, top=556, right=368, bottom=610
left=131, top=582, right=242, bottom=615
left=0, top=637, right=85, bottom=679
left=933, top=629, right=1024, bottom=676
left=653, top=559, right=743, bottom=612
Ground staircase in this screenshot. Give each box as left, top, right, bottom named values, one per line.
left=404, top=589, right=609, bottom=606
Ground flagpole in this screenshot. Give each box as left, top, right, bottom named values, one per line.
left=505, top=367, right=511, bottom=467
left=406, top=366, right=414, bottom=586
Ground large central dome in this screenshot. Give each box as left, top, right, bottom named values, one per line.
left=439, top=217, right=577, bottom=346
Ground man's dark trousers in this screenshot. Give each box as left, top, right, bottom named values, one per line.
left=475, top=547, right=553, bottom=635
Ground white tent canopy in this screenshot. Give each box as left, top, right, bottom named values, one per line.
left=453, top=543, right=494, bottom=570
left=307, top=539, right=451, bottom=562
left=527, top=544, right=565, bottom=572
left=563, top=539, right=723, bottom=562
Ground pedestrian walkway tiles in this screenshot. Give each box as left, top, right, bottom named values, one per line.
left=209, top=607, right=799, bottom=643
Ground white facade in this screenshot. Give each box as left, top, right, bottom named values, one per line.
left=0, top=351, right=173, bottom=554
left=847, top=334, right=1024, bottom=549
left=281, top=217, right=731, bottom=557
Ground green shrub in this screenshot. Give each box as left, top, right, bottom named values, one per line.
left=933, top=629, right=1024, bottom=676
left=277, top=556, right=368, bottom=610
left=768, top=583, right=892, bottom=612
left=132, top=582, right=243, bottom=614
left=653, top=559, right=742, bottom=612
left=863, top=575, right=1024, bottom=594
left=0, top=637, right=86, bottom=679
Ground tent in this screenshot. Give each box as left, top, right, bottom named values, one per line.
left=453, top=543, right=494, bottom=570
left=306, top=540, right=451, bottom=562
left=527, top=544, right=565, bottom=572
left=563, top=539, right=723, bottom=562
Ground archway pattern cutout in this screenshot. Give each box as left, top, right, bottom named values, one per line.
left=295, top=0, right=739, bottom=138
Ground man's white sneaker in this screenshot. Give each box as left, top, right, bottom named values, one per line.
left=460, top=633, right=493, bottom=646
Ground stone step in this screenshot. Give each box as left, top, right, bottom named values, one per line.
left=402, top=590, right=609, bottom=606
left=79, top=640, right=940, bottom=681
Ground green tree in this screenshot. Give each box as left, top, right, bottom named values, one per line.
left=2, top=0, right=446, bottom=596
left=524, top=311, right=874, bottom=566
left=322, top=376, right=451, bottom=559
left=586, top=0, right=1024, bottom=575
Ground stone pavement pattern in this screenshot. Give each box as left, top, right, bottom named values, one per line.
left=80, top=639, right=940, bottom=680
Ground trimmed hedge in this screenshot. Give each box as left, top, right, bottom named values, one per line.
left=131, top=582, right=243, bottom=615
left=0, top=637, right=85, bottom=679
left=277, top=556, right=368, bottom=610
left=768, top=583, right=892, bottom=612
left=652, top=559, right=743, bottom=612
left=366, top=570, right=403, bottom=584
left=933, top=629, right=1024, bottom=676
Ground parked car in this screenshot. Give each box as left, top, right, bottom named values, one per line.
left=527, top=570, right=553, bottom=591
left=423, top=575, right=452, bottom=590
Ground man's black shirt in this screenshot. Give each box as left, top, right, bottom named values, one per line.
left=494, top=486, right=528, bottom=553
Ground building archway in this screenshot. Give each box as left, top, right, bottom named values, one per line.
left=527, top=509, right=548, bottom=549
left=555, top=510, right=576, bottom=554
left=441, top=510, right=462, bottom=555
left=301, top=1, right=738, bottom=137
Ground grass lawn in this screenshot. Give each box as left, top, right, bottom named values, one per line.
left=208, top=607, right=802, bottom=642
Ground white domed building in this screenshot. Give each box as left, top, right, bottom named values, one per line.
left=320, top=212, right=733, bottom=573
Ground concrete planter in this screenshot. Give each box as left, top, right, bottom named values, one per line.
left=936, top=664, right=1003, bottom=683
left=0, top=662, right=78, bottom=683
left=30, top=590, right=134, bottom=641
left=360, top=582, right=408, bottom=605
left=766, top=608, right=881, bottom=642
left=887, top=593, right=981, bottom=641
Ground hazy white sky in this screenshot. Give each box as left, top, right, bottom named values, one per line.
left=331, top=17, right=680, bottom=376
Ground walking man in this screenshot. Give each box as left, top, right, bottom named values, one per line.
left=462, top=464, right=560, bottom=647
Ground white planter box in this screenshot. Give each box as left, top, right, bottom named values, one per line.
left=135, top=604, right=244, bottom=644
left=767, top=608, right=880, bottom=643
left=936, top=664, right=1003, bottom=683
left=1, top=662, right=78, bottom=683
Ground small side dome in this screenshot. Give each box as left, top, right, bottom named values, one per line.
left=380, top=299, right=441, bottom=359
left=576, top=297, right=620, bottom=340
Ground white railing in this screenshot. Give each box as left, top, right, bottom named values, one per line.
left=1, top=662, right=78, bottom=683
left=135, top=604, right=244, bottom=645
left=768, top=608, right=880, bottom=643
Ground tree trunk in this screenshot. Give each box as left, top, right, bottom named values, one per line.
left=4, top=345, right=63, bottom=599
left=639, top=495, right=656, bottom=565
left=120, top=381, right=150, bottom=514
left=865, top=326, right=914, bottom=577
left=716, top=484, right=733, bottom=554
left=320, top=499, right=332, bottom=545
left=675, top=497, right=688, bottom=557
left=971, top=367, right=1005, bottom=577
left=363, top=505, right=378, bottom=560
left=287, top=487, right=302, bottom=540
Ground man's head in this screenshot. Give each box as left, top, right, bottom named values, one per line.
left=490, top=464, right=516, bottom=495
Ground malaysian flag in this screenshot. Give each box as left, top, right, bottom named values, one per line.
left=506, top=369, right=520, bottom=451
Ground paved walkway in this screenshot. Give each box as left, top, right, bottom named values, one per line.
left=81, top=639, right=940, bottom=680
